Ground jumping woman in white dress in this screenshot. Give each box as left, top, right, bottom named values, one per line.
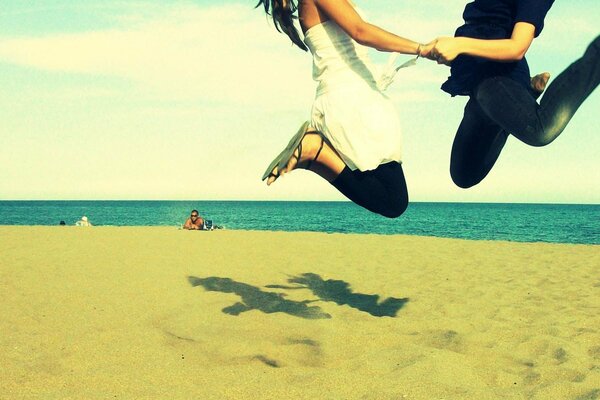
left=258, top=0, right=433, bottom=218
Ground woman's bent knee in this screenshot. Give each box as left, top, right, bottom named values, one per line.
left=523, top=128, right=560, bottom=147
left=450, top=166, right=482, bottom=189
left=452, top=176, right=478, bottom=189
left=527, top=135, right=554, bottom=147
left=380, top=195, right=408, bottom=218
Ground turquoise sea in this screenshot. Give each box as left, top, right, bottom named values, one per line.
left=0, top=201, right=598, bottom=244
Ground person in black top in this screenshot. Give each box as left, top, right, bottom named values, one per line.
left=426, top=0, right=599, bottom=188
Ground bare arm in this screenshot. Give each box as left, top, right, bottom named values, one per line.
left=314, top=0, right=424, bottom=55
left=431, top=22, right=536, bottom=64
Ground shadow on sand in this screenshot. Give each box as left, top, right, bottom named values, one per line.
left=266, top=273, right=409, bottom=317
left=188, top=276, right=331, bottom=319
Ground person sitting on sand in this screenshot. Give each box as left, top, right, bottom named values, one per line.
left=75, top=216, right=92, bottom=226
left=183, top=210, right=205, bottom=230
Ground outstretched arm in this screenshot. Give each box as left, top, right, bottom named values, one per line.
left=183, top=218, right=196, bottom=230
left=315, top=0, right=427, bottom=55
left=430, top=22, right=536, bottom=64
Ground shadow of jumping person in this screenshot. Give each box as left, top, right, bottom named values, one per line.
left=266, top=273, right=408, bottom=317
left=188, top=276, right=331, bottom=320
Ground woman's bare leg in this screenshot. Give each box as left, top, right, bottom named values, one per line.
left=266, top=131, right=346, bottom=185
left=265, top=129, right=408, bottom=218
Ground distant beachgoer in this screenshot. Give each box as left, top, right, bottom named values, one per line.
left=203, top=219, right=224, bottom=230
left=183, top=210, right=204, bottom=230
left=257, top=0, right=436, bottom=218
left=75, top=216, right=92, bottom=226
left=59, top=220, right=66, bottom=226
left=427, top=0, right=599, bottom=188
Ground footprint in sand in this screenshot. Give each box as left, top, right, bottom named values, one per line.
left=414, top=329, right=464, bottom=354
left=588, top=346, right=600, bottom=360
left=574, top=388, right=600, bottom=400
left=553, top=347, right=568, bottom=364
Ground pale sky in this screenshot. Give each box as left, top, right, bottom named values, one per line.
left=0, top=0, right=599, bottom=203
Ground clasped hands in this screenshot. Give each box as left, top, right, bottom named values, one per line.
left=419, top=37, right=461, bottom=65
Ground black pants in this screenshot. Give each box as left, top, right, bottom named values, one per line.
left=332, top=161, right=408, bottom=218
left=451, top=35, right=600, bottom=188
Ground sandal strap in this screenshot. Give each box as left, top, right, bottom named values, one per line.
left=305, top=137, right=324, bottom=171
left=296, top=142, right=302, bottom=162
left=275, top=142, right=302, bottom=179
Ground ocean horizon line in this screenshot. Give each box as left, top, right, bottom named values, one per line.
left=1, top=199, right=599, bottom=206
left=1, top=200, right=597, bottom=244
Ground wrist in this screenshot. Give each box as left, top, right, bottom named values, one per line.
left=457, top=37, right=469, bottom=56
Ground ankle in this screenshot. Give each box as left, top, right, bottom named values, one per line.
left=299, top=133, right=323, bottom=162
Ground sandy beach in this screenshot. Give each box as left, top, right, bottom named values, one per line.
left=1, top=226, right=598, bottom=399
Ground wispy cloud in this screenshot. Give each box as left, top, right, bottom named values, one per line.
left=0, top=1, right=451, bottom=111
left=0, top=3, right=315, bottom=108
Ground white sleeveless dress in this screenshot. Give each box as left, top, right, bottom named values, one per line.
left=304, top=19, right=403, bottom=172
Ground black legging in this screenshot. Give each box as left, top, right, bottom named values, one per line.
left=332, top=161, right=408, bottom=218
left=451, top=35, right=600, bottom=188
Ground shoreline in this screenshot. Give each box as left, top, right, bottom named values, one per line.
left=1, top=202, right=597, bottom=246
left=1, top=225, right=598, bottom=246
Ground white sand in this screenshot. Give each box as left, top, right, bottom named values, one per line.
left=1, top=227, right=598, bottom=399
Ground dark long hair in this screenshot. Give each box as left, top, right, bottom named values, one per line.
left=255, top=0, right=308, bottom=51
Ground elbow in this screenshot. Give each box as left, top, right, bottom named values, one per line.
left=512, top=49, right=526, bottom=61
left=500, top=49, right=525, bottom=62
left=350, top=22, right=369, bottom=45
left=509, top=41, right=529, bottom=61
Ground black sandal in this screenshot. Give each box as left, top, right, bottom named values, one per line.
left=264, top=135, right=322, bottom=181
left=262, top=121, right=310, bottom=181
